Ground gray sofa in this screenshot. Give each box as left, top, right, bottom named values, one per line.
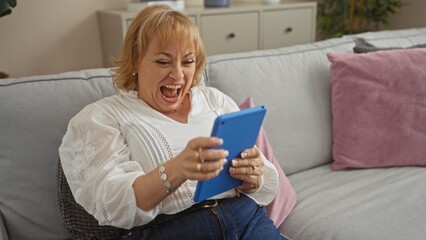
left=1, top=27, right=426, bottom=240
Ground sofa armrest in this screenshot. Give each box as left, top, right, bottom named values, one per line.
left=0, top=210, right=9, bottom=240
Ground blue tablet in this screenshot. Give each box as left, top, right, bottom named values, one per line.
left=194, top=105, right=267, bottom=202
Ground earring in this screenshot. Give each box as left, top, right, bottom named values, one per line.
left=132, top=71, right=137, bottom=76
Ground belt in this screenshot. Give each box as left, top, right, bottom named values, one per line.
left=125, top=199, right=220, bottom=234
left=154, top=199, right=219, bottom=225
left=194, top=199, right=219, bottom=209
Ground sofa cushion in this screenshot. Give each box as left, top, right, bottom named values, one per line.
left=0, top=68, right=116, bottom=239
left=328, top=49, right=426, bottom=170
left=204, top=37, right=357, bottom=175
left=239, top=97, right=297, bottom=227
left=279, top=165, right=426, bottom=239
left=353, top=37, right=426, bottom=53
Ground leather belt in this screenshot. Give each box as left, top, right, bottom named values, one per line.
left=198, top=199, right=219, bottom=209
left=126, top=199, right=221, bottom=233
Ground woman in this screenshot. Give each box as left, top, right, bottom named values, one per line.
left=59, top=4, right=283, bottom=240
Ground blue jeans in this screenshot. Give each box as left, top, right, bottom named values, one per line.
left=121, top=194, right=286, bottom=240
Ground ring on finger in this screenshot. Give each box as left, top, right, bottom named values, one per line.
left=196, top=148, right=203, bottom=162
left=252, top=165, right=257, bottom=171
left=197, top=162, right=202, bottom=172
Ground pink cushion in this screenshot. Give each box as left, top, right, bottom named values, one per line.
left=328, top=48, right=426, bottom=171
left=239, top=97, right=297, bottom=227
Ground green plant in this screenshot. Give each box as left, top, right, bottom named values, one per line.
left=318, top=0, right=409, bottom=39
left=1, top=0, right=17, bottom=78
left=0, top=0, right=17, bottom=18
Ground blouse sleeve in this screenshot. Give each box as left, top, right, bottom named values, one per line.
left=59, top=103, right=159, bottom=229
left=203, top=87, right=279, bottom=205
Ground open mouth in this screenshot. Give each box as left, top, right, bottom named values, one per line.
left=160, top=84, right=182, bottom=100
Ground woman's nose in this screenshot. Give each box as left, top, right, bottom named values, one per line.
left=169, top=63, right=184, bottom=80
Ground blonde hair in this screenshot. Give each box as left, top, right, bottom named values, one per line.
left=111, top=5, right=206, bottom=91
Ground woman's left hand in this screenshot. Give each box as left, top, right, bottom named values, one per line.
left=229, top=147, right=264, bottom=193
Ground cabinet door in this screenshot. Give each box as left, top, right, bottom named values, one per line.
left=125, top=15, right=197, bottom=29
left=200, top=12, right=259, bottom=56
left=263, top=8, right=314, bottom=50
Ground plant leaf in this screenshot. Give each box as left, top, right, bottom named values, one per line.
left=7, top=0, right=17, bottom=8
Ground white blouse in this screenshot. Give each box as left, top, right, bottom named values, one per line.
left=59, top=86, right=278, bottom=229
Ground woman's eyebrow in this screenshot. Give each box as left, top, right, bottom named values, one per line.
left=184, top=52, right=195, bottom=58
left=159, top=52, right=195, bottom=58
left=159, top=52, right=172, bottom=57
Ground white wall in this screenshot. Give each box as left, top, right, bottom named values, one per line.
left=388, top=0, right=426, bottom=30
left=0, top=0, right=126, bottom=78
left=0, top=0, right=425, bottom=78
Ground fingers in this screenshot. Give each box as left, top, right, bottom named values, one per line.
left=229, top=147, right=264, bottom=175
left=240, top=147, right=260, bottom=159
left=194, top=149, right=228, bottom=173
left=188, top=137, right=223, bottom=151
left=229, top=147, right=264, bottom=188
left=183, top=137, right=228, bottom=181
left=230, top=164, right=263, bottom=176
left=202, top=149, right=229, bottom=162
left=231, top=158, right=264, bottom=172
left=191, top=158, right=228, bottom=181
left=189, top=136, right=227, bottom=165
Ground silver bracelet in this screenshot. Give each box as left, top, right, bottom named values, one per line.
left=158, top=164, right=176, bottom=194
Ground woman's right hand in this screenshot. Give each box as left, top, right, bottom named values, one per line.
left=133, top=137, right=228, bottom=211
left=174, top=137, right=228, bottom=181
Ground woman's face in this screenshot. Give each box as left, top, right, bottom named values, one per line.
left=136, top=35, right=196, bottom=114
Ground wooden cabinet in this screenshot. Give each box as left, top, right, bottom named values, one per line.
left=98, top=2, right=316, bottom=67
left=263, top=7, right=315, bottom=49
left=200, top=11, right=259, bottom=56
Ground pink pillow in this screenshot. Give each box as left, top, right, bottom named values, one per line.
left=239, top=97, right=297, bottom=227
left=328, top=48, right=426, bottom=171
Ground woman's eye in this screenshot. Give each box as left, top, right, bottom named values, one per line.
left=156, top=60, right=169, bottom=65
left=183, top=60, right=195, bottom=65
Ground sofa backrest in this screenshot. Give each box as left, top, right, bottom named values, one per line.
left=203, top=37, right=355, bottom=175
left=203, top=27, right=426, bottom=175
left=343, top=27, right=426, bottom=47
left=0, top=69, right=117, bottom=239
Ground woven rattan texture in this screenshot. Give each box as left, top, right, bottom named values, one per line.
left=56, top=158, right=121, bottom=239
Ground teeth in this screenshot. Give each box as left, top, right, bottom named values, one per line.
left=163, top=85, right=182, bottom=89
